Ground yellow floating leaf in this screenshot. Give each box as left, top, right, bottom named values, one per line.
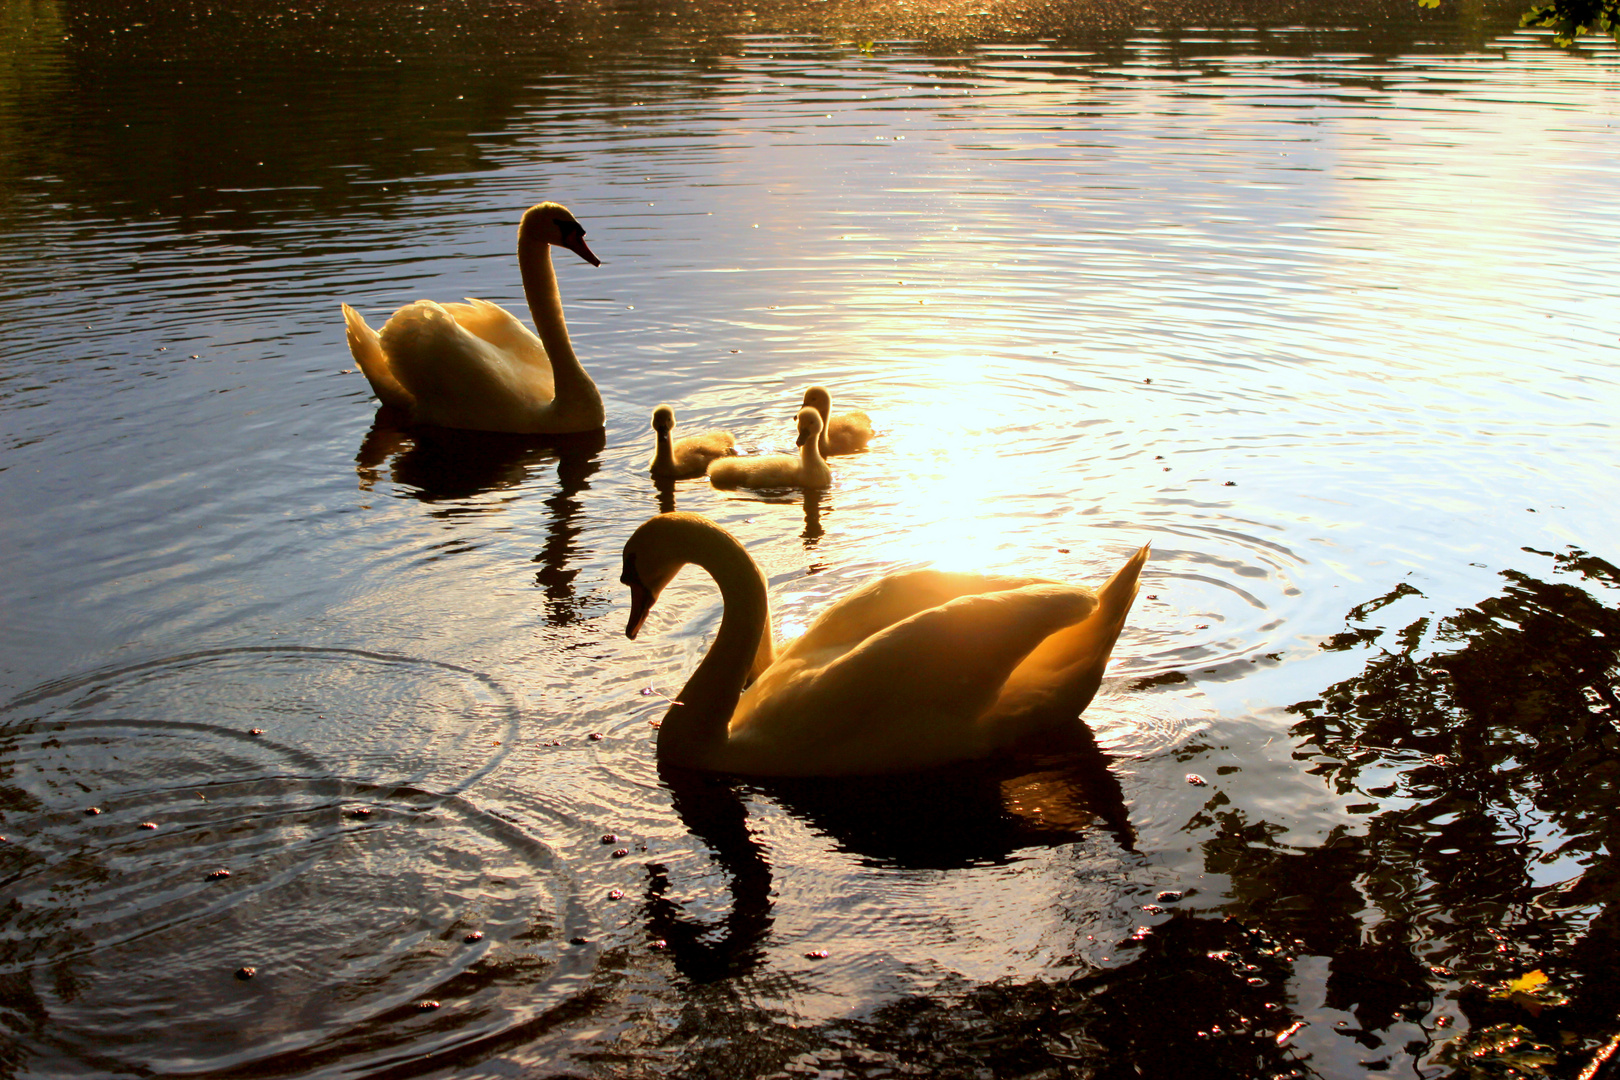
left=1505, top=970, right=1549, bottom=995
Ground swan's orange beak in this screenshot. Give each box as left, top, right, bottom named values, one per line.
left=625, top=580, right=654, bottom=639
left=565, top=235, right=601, bottom=267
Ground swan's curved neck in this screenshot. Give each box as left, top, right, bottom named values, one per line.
left=801, top=433, right=828, bottom=470
left=659, top=528, right=774, bottom=769
left=518, top=239, right=595, bottom=402
left=652, top=428, right=675, bottom=471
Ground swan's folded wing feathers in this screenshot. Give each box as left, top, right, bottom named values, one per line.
left=379, top=301, right=554, bottom=430
left=781, top=569, right=1054, bottom=661
left=440, top=298, right=555, bottom=387
left=733, top=585, right=1093, bottom=770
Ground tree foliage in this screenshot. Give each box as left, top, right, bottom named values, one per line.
left=1422, top=0, right=1620, bottom=45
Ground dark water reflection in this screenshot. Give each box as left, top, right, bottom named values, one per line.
left=2, top=0, right=1619, bottom=1076
left=356, top=418, right=607, bottom=624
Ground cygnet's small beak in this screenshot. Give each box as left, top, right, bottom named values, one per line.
left=625, top=580, right=655, bottom=639
left=565, top=235, right=601, bottom=267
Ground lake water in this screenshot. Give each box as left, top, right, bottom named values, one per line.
left=2, top=1, right=1618, bottom=1077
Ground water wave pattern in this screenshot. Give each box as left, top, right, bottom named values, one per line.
left=0, top=649, right=602, bottom=1078
left=0, top=17, right=1617, bottom=1078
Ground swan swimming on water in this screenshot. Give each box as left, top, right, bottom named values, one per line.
left=706, top=407, right=832, bottom=491
left=341, top=202, right=605, bottom=434
left=648, top=405, right=736, bottom=479
left=801, top=385, right=873, bottom=456
left=620, top=512, right=1149, bottom=776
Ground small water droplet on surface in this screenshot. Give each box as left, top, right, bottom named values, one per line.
left=417, top=1000, right=440, bottom=1011
left=208, top=868, right=231, bottom=880
left=463, top=931, right=484, bottom=943
left=1186, top=774, right=1207, bottom=786
left=1157, top=891, right=1183, bottom=903
left=248, top=728, right=264, bottom=736
left=600, top=833, right=618, bottom=844
left=650, top=939, right=669, bottom=950
left=350, top=808, right=372, bottom=818
left=84, top=807, right=103, bottom=816
left=1141, top=904, right=1164, bottom=915
left=804, top=949, right=830, bottom=959
left=569, top=936, right=589, bottom=946
left=588, top=732, right=604, bottom=741
left=611, top=848, right=629, bottom=858
left=608, top=889, right=624, bottom=901
left=139, top=821, right=158, bottom=830
left=235, top=966, right=256, bottom=980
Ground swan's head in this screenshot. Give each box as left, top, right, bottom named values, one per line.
left=519, top=202, right=600, bottom=267
left=794, top=405, right=824, bottom=448
left=621, top=513, right=755, bottom=639
left=621, top=513, right=702, bottom=639
left=801, top=385, right=831, bottom=423
left=651, top=404, right=676, bottom=434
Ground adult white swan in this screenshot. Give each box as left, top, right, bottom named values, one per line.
left=340, top=202, right=605, bottom=434
left=621, top=512, right=1149, bottom=776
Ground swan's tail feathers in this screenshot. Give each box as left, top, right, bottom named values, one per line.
left=342, top=303, right=415, bottom=413
left=989, top=543, right=1150, bottom=739
left=1099, top=543, right=1150, bottom=618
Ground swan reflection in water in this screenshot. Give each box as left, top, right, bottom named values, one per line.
left=649, top=749, right=1135, bottom=983
left=354, top=413, right=604, bottom=625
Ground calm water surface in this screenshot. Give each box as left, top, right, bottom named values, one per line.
left=1, top=1, right=1618, bottom=1076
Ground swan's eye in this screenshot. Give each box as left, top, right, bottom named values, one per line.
left=558, top=219, right=585, bottom=243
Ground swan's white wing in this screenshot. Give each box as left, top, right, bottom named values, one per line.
left=378, top=300, right=556, bottom=431
left=440, top=299, right=554, bottom=389
left=779, top=569, right=1052, bottom=665
left=731, top=583, right=1093, bottom=774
